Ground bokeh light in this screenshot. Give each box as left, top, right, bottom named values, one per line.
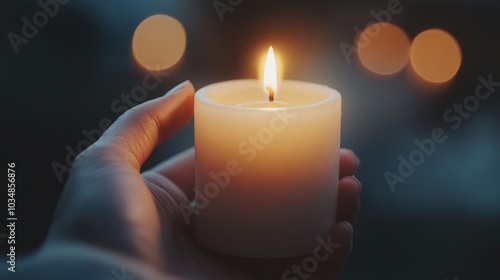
left=410, top=29, right=462, bottom=83
left=356, top=23, right=410, bottom=75
left=132, top=14, right=186, bottom=71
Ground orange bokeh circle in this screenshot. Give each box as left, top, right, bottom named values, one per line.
left=132, top=14, right=186, bottom=71
left=356, top=23, right=411, bottom=75
left=410, top=29, right=462, bottom=83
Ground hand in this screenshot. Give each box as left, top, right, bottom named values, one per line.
left=16, top=81, right=361, bottom=280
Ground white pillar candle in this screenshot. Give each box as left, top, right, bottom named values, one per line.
left=194, top=79, right=342, bottom=258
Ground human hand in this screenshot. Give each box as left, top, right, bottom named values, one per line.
left=17, top=81, right=361, bottom=280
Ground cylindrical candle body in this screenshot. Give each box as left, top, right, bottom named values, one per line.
left=194, top=79, right=341, bottom=258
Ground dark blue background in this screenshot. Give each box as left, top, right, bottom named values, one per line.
left=2, top=0, right=499, bottom=279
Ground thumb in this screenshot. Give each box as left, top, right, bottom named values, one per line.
left=95, top=80, right=194, bottom=170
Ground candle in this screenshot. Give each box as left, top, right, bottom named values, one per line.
left=194, top=47, right=342, bottom=258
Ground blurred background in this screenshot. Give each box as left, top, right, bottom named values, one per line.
left=1, top=0, right=500, bottom=279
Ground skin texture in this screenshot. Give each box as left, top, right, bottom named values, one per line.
left=11, top=81, right=361, bottom=280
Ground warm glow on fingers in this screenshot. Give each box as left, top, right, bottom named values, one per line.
left=357, top=23, right=410, bottom=75
left=410, top=29, right=462, bottom=83
left=132, top=14, right=186, bottom=71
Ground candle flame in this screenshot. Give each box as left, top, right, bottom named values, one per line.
left=263, top=46, right=278, bottom=101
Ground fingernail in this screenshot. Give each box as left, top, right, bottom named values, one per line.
left=340, top=221, right=352, bottom=229
left=341, top=148, right=361, bottom=166
left=166, top=80, right=191, bottom=95
left=351, top=175, right=361, bottom=186
left=353, top=151, right=360, bottom=166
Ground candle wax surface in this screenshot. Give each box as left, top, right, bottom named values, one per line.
left=199, top=80, right=333, bottom=108
left=236, top=101, right=290, bottom=108
left=194, top=79, right=341, bottom=258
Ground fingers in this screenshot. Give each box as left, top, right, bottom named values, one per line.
left=336, top=176, right=362, bottom=225
left=95, top=81, right=195, bottom=170
left=339, top=148, right=360, bottom=179
left=143, top=147, right=196, bottom=200
left=317, top=221, right=353, bottom=279
left=337, top=148, right=361, bottom=226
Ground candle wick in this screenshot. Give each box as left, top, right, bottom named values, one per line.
left=266, top=86, right=274, bottom=102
